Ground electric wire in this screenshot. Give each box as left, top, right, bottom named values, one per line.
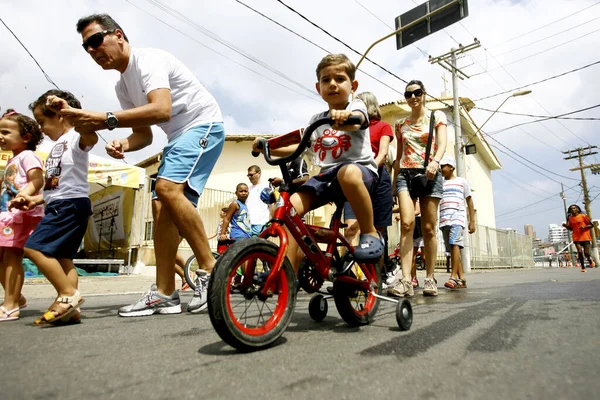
left=124, top=0, right=321, bottom=103
left=471, top=59, right=600, bottom=102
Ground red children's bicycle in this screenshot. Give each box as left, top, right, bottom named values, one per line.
left=207, top=116, right=412, bottom=351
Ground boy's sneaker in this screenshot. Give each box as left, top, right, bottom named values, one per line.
left=387, top=278, right=414, bottom=298
left=422, top=278, right=438, bottom=296
left=384, top=263, right=400, bottom=287
left=119, top=284, right=182, bottom=317
left=187, top=271, right=210, bottom=313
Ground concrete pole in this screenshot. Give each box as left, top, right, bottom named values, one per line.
left=577, top=150, right=600, bottom=266
left=561, top=182, right=577, bottom=267
left=450, top=50, right=472, bottom=273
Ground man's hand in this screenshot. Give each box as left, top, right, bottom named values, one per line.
left=468, top=221, right=476, bottom=234
left=47, top=95, right=106, bottom=131
left=106, top=140, right=126, bottom=159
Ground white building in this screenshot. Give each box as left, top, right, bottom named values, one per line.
left=548, top=224, right=569, bottom=243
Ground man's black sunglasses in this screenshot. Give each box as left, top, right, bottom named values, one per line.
left=404, top=89, right=424, bottom=99
left=82, top=30, right=115, bottom=51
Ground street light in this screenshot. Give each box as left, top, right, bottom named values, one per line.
left=470, top=90, right=532, bottom=141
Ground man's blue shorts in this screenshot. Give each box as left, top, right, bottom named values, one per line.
left=153, top=122, right=225, bottom=207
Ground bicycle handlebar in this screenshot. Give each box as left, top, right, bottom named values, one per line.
left=252, top=115, right=362, bottom=166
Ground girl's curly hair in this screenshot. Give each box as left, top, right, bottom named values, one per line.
left=1, top=109, right=43, bottom=151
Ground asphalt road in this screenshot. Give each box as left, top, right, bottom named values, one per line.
left=1, top=268, right=599, bottom=400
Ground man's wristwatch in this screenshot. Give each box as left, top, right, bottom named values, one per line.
left=105, top=112, right=119, bottom=131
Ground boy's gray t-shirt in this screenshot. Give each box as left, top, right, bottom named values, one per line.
left=307, top=99, right=378, bottom=175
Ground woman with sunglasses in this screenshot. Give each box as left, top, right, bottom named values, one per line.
left=388, top=80, right=447, bottom=297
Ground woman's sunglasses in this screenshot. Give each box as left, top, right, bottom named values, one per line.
left=82, top=30, right=115, bottom=51
left=404, top=89, right=424, bottom=99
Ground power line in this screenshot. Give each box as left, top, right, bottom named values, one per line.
left=495, top=183, right=580, bottom=218
left=146, top=0, right=320, bottom=100
left=124, top=0, right=321, bottom=103
left=0, top=17, right=59, bottom=89
left=471, top=59, right=600, bottom=102
left=489, top=141, right=579, bottom=183
left=233, top=0, right=406, bottom=97
left=487, top=103, right=600, bottom=136
left=495, top=15, right=600, bottom=57
left=486, top=26, right=600, bottom=72
left=490, top=0, right=600, bottom=49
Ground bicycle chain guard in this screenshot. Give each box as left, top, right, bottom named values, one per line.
left=298, top=258, right=324, bottom=293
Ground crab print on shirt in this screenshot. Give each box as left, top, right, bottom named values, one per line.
left=313, top=128, right=352, bottom=161
left=45, top=141, right=68, bottom=191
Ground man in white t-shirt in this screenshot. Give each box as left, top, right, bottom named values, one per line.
left=439, top=156, right=475, bottom=290
left=246, top=165, right=270, bottom=236
left=64, top=14, right=225, bottom=317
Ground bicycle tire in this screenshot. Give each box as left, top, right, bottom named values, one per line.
left=184, top=252, right=220, bottom=290
left=332, top=260, right=382, bottom=327
left=207, top=238, right=297, bottom=351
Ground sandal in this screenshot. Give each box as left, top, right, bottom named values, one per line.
left=456, top=278, right=467, bottom=288
left=444, top=278, right=460, bottom=289
left=0, top=306, right=19, bottom=322
left=411, top=277, right=419, bottom=288
left=354, top=232, right=384, bottom=261
left=34, top=291, right=84, bottom=326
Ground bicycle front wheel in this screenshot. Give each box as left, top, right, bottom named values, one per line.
left=184, top=252, right=220, bottom=290
left=207, top=238, right=297, bottom=351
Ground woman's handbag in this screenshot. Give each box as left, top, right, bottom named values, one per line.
left=404, top=111, right=436, bottom=199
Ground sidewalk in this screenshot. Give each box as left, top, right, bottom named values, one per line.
left=3, top=266, right=596, bottom=300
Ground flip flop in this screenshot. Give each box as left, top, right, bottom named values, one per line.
left=0, top=305, right=19, bottom=322
left=354, top=232, right=384, bottom=262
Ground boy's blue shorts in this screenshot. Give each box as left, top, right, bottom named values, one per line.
left=153, top=122, right=225, bottom=207
left=25, top=198, right=92, bottom=259
left=297, top=162, right=377, bottom=209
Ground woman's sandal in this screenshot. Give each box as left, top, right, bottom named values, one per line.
left=34, top=291, right=84, bottom=326
left=444, top=278, right=467, bottom=289
left=354, top=232, right=385, bottom=261
left=0, top=306, right=20, bottom=322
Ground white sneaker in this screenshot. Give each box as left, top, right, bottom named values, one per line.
left=422, top=277, right=438, bottom=296
left=187, top=272, right=210, bottom=313
left=119, top=284, right=182, bottom=317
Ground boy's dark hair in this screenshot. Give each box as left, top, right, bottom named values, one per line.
left=247, top=165, right=261, bottom=174
left=236, top=183, right=248, bottom=191
left=316, top=54, right=356, bottom=81
left=29, top=90, right=82, bottom=118
left=1, top=109, right=44, bottom=151
left=76, top=14, right=129, bottom=42
left=405, top=79, right=426, bottom=93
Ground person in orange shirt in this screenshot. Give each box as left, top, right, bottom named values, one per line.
left=563, top=204, right=595, bottom=271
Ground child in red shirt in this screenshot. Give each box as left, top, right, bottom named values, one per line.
left=563, top=204, right=595, bottom=271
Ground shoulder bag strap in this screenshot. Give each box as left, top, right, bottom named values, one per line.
left=423, top=110, right=435, bottom=168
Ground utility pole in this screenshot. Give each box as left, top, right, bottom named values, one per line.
left=560, top=182, right=577, bottom=266
left=429, top=39, right=480, bottom=272
left=563, top=146, right=600, bottom=266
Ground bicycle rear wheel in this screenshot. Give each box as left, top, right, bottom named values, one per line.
left=333, top=260, right=382, bottom=326
left=207, top=238, right=297, bottom=351
left=184, top=252, right=220, bottom=290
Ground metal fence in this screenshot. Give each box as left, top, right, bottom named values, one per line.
left=387, top=222, right=534, bottom=269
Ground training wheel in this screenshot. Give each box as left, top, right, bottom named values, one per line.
left=308, top=294, right=328, bottom=322
left=396, top=299, right=413, bottom=331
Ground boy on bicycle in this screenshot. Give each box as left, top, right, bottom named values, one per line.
left=253, top=54, right=383, bottom=270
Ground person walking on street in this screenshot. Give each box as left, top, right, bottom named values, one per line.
left=563, top=204, right=595, bottom=271
left=68, top=14, right=225, bottom=316
left=246, top=165, right=270, bottom=236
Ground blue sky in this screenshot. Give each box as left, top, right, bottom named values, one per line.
left=1, top=0, right=598, bottom=239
